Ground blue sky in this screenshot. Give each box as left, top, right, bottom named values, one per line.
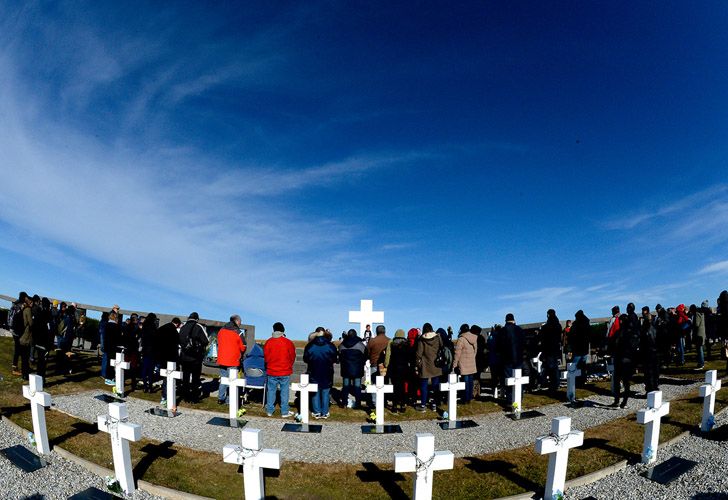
left=1, top=1, right=727, bottom=338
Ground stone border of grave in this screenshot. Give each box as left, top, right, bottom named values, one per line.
left=0, top=415, right=213, bottom=500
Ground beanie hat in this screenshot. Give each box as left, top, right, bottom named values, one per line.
left=188, top=312, right=200, bottom=320
left=273, top=322, right=285, bottom=333
left=505, top=313, right=515, bottom=322
left=394, top=328, right=405, bottom=338
left=470, top=324, right=482, bottom=335
left=459, top=323, right=470, bottom=334
left=18, top=291, right=28, bottom=301
left=347, top=328, right=357, bottom=337
left=52, top=299, right=59, bottom=307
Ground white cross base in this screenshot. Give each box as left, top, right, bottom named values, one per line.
left=221, top=368, right=247, bottom=419
left=440, top=373, right=465, bottom=422
left=22, top=374, right=52, bottom=454
left=535, top=416, right=584, bottom=500
left=699, top=370, right=722, bottom=433
left=348, top=299, right=384, bottom=337
left=636, top=390, right=670, bottom=464
left=223, top=428, right=281, bottom=500
left=110, top=352, right=130, bottom=397
left=506, top=368, right=529, bottom=409
left=564, top=363, right=581, bottom=402
left=366, top=376, right=393, bottom=426
left=394, top=433, right=454, bottom=500
left=160, top=362, right=182, bottom=411
left=97, top=402, right=142, bottom=494
left=291, top=374, right=318, bottom=424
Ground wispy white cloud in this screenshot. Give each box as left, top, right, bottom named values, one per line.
left=699, top=260, right=728, bottom=275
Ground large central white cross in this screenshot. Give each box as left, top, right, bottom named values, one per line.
left=97, top=402, right=142, bottom=494
left=22, top=374, right=52, bottom=454
left=636, top=390, right=670, bottom=464
left=535, top=416, right=584, bottom=500
left=700, top=369, right=722, bottom=433
left=506, top=368, right=529, bottom=409
left=439, top=373, right=465, bottom=422
left=160, top=362, right=182, bottom=412
left=221, top=367, right=247, bottom=419
left=110, top=352, right=130, bottom=397
left=291, top=374, right=318, bottom=424
left=394, top=433, right=454, bottom=500
left=223, top=428, right=281, bottom=500
left=564, top=362, right=581, bottom=402
left=366, top=375, right=393, bottom=426
left=348, top=299, right=384, bottom=337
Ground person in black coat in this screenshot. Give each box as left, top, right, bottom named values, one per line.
left=338, top=329, right=367, bottom=408
left=540, top=309, right=562, bottom=395
left=612, top=313, right=640, bottom=407
left=567, top=310, right=590, bottom=387
left=641, top=306, right=660, bottom=393
left=103, top=312, right=121, bottom=384
left=385, top=329, right=410, bottom=412
left=32, top=298, right=52, bottom=378
left=178, top=313, right=208, bottom=402
left=140, top=313, right=158, bottom=393
left=303, top=331, right=338, bottom=418
left=499, top=313, right=524, bottom=375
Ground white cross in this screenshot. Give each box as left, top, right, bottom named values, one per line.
left=223, top=428, right=281, bottom=500
left=110, top=352, right=130, bottom=397
left=221, top=368, right=247, bottom=419
left=564, top=363, right=581, bottom=402
left=291, top=374, right=318, bottom=424
left=348, top=299, right=384, bottom=337
left=97, top=403, right=142, bottom=494
left=160, top=362, right=182, bottom=412
left=636, top=390, right=670, bottom=464
left=394, top=433, right=454, bottom=500
left=22, top=374, right=52, bottom=455
left=366, top=375, right=393, bottom=426
left=535, top=416, right=584, bottom=500
left=439, top=373, right=465, bottom=422
left=531, top=353, right=543, bottom=378
left=506, top=368, right=529, bottom=410
left=699, top=369, right=722, bottom=433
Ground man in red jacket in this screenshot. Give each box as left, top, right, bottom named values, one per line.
left=217, top=315, right=247, bottom=405
left=263, top=322, right=296, bottom=417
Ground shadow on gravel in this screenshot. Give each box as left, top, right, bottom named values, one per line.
left=134, top=440, right=177, bottom=479
left=51, top=421, right=98, bottom=448
left=464, top=457, right=541, bottom=493
left=698, top=424, right=728, bottom=442
left=356, top=462, right=408, bottom=500
left=581, top=437, right=637, bottom=463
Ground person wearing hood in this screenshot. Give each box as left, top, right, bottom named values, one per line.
left=539, top=310, right=562, bottom=396
left=453, top=324, right=479, bottom=403
left=415, top=323, right=443, bottom=411
left=216, top=315, right=247, bottom=404
left=675, top=304, right=691, bottom=365
left=178, top=312, right=209, bottom=403
left=263, top=322, right=296, bottom=417
left=303, top=329, right=338, bottom=418
left=384, top=329, right=410, bottom=412
left=566, top=310, right=590, bottom=390
left=612, top=313, right=640, bottom=407
left=437, top=327, right=454, bottom=375
left=338, top=329, right=368, bottom=408
left=406, top=327, right=421, bottom=405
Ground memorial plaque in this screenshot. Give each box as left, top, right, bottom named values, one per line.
left=0, top=445, right=47, bottom=472
left=282, top=423, right=323, bottom=433
left=642, top=456, right=698, bottom=485
left=507, top=410, right=545, bottom=421
left=95, top=394, right=125, bottom=404
left=68, top=487, right=117, bottom=499
left=438, top=419, right=479, bottom=430
left=207, top=416, right=247, bottom=428
left=146, top=407, right=181, bottom=418
left=361, top=424, right=402, bottom=434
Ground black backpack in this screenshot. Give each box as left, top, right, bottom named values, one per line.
left=10, top=304, right=23, bottom=336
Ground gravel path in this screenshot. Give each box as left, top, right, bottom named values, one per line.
left=52, top=377, right=703, bottom=464
left=568, top=408, right=728, bottom=500
left=0, top=417, right=161, bottom=500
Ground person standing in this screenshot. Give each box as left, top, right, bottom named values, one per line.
left=691, top=304, right=706, bottom=369
left=9, top=292, right=29, bottom=376
left=384, top=328, right=410, bottom=412
left=612, top=313, right=640, bottom=407
left=103, top=311, right=121, bottom=385
left=338, top=329, right=367, bottom=408
left=263, top=322, right=296, bottom=417
left=641, top=306, right=660, bottom=392
left=56, top=304, right=77, bottom=376
left=216, top=315, right=247, bottom=405
left=567, top=310, right=590, bottom=388
left=363, top=324, right=372, bottom=344
left=452, top=324, right=478, bottom=403
left=17, top=293, right=34, bottom=380
left=154, top=317, right=181, bottom=405
left=178, top=312, right=208, bottom=402
left=140, top=313, right=158, bottom=393
left=415, top=323, right=443, bottom=411
left=32, top=297, right=52, bottom=378
left=303, top=329, right=338, bottom=418
left=120, top=313, right=140, bottom=391
left=539, top=310, right=562, bottom=396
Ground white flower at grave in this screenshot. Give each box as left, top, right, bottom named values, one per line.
left=295, top=413, right=302, bottom=422
left=237, top=408, right=246, bottom=418
left=105, top=476, right=122, bottom=494
left=442, top=411, right=449, bottom=420
left=27, top=432, right=36, bottom=447
left=644, top=446, right=655, bottom=461
left=512, top=401, right=520, bottom=412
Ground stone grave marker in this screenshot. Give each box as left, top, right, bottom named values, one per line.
left=68, top=487, right=117, bottom=499
left=394, top=433, right=454, bottom=500
left=438, top=373, right=478, bottom=430
left=362, top=376, right=401, bottom=434
left=22, top=374, right=52, bottom=454
left=699, top=369, right=722, bottom=433
left=535, top=416, right=584, bottom=500
left=223, top=428, right=281, bottom=500
left=97, top=402, right=141, bottom=494
left=642, top=456, right=699, bottom=485
left=0, top=445, right=47, bottom=473
left=282, top=374, right=321, bottom=433
left=636, top=390, right=670, bottom=464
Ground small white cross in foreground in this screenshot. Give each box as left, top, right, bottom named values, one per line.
left=535, top=416, right=584, bottom=500
left=699, top=369, right=722, bottom=433
left=394, top=433, right=454, bottom=500
left=636, top=390, right=670, bottom=464
left=366, top=375, right=393, bottom=426
left=97, top=402, right=142, bottom=494
left=22, top=374, right=52, bottom=454
left=160, top=361, right=182, bottom=411
left=223, top=428, right=281, bottom=500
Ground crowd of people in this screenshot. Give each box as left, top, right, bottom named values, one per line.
left=6, top=289, right=728, bottom=419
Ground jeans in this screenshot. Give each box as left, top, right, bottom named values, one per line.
left=341, top=377, right=361, bottom=406
left=12, top=335, right=20, bottom=368
left=697, top=345, right=705, bottom=367
left=677, top=337, right=685, bottom=365
left=266, top=375, right=290, bottom=415
left=312, top=387, right=331, bottom=415
left=462, top=374, right=474, bottom=402
left=101, top=351, right=109, bottom=379
left=218, top=367, right=231, bottom=403
left=419, top=376, right=440, bottom=406
left=543, top=356, right=560, bottom=392
left=141, top=356, right=156, bottom=389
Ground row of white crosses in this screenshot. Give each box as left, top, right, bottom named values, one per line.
left=221, top=367, right=247, bottom=419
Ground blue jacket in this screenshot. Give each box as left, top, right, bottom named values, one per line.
left=303, top=336, right=338, bottom=389
left=243, top=343, right=266, bottom=387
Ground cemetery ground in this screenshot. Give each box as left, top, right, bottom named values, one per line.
left=0, top=337, right=726, bottom=499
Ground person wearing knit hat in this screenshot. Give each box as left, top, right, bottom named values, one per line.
left=264, top=322, right=296, bottom=417
left=303, top=326, right=338, bottom=418
left=384, top=329, right=409, bottom=412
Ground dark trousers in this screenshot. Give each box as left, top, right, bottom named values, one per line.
left=543, top=355, right=560, bottom=393
left=18, top=344, right=30, bottom=379
left=12, top=335, right=21, bottom=368
left=643, top=354, right=660, bottom=393
left=392, top=376, right=407, bottom=408
left=56, top=347, right=71, bottom=375
left=614, top=359, right=634, bottom=403
left=141, top=355, right=156, bottom=390
left=181, top=360, right=202, bottom=401
left=35, top=346, right=48, bottom=378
